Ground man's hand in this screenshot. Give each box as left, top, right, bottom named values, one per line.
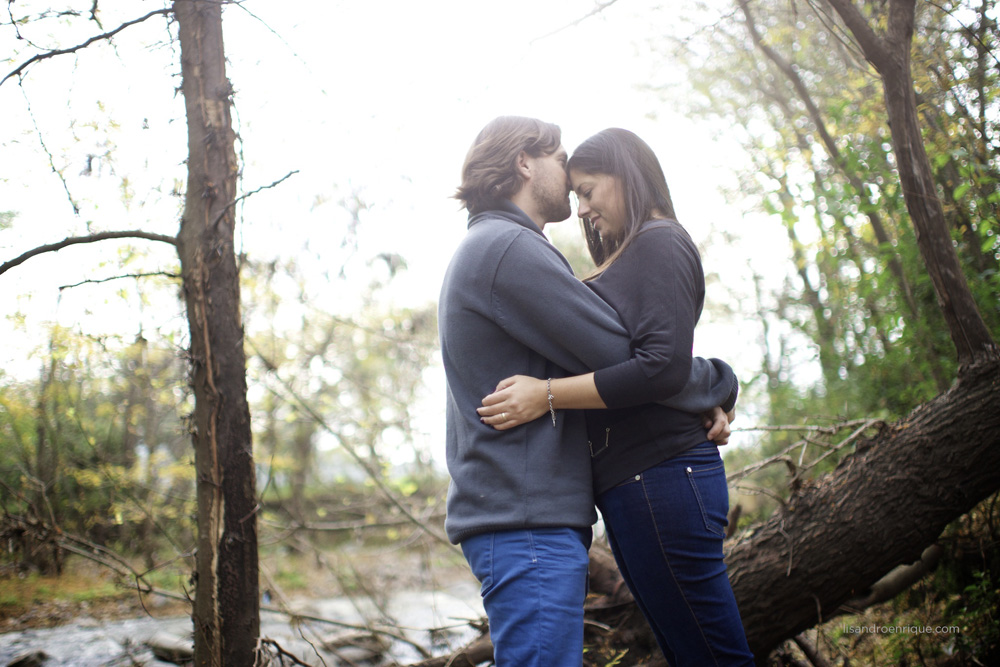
left=703, top=406, right=734, bottom=446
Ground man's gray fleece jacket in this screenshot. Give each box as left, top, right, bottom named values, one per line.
left=438, top=202, right=735, bottom=544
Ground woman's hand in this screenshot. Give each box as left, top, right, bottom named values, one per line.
left=703, top=406, right=734, bottom=446
left=478, top=375, right=549, bottom=430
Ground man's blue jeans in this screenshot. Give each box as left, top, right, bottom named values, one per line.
left=597, top=441, right=755, bottom=666
left=461, top=527, right=591, bottom=667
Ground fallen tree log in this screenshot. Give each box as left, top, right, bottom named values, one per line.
left=728, top=357, right=1000, bottom=659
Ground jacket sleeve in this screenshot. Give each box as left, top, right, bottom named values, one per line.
left=659, top=357, right=739, bottom=414
left=490, top=231, right=633, bottom=375
left=493, top=228, right=737, bottom=412
left=592, top=225, right=737, bottom=411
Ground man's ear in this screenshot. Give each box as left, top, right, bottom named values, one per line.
left=515, top=150, right=532, bottom=181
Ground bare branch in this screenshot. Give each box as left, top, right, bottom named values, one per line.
left=924, top=0, right=1000, bottom=69
left=839, top=543, right=943, bottom=613
left=1, top=7, right=174, bottom=88
left=257, top=639, right=313, bottom=667
left=729, top=419, right=882, bottom=483
left=734, top=419, right=873, bottom=434
left=1, top=231, right=178, bottom=277
left=530, top=0, right=621, bottom=44
left=801, top=0, right=868, bottom=68
left=792, top=632, right=832, bottom=667
left=58, top=271, right=180, bottom=291
left=406, top=634, right=494, bottom=667
left=825, top=0, right=890, bottom=68
left=261, top=513, right=447, bottom=534
left=738, top=0, right=843, bottom=160
left=89, top=0, right=103, bottom=29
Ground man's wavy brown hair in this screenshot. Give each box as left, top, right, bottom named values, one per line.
left=454, top=116, right=562, bottom=213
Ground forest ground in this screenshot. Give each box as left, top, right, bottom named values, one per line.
left=0, top=540, right=477, bottom=636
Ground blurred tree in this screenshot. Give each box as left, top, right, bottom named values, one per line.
left=0, top=325, right=193, bottom=571
left=243, top=254, right=438, bottom=525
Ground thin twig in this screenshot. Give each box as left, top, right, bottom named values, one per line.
left=39, top=517, right=434, bottom=652
left=262, top=513, right=447, bottom=534
left=59, top=271, right=180, bottom=291
left=734, top=419, right=871, bottom=434
left=530, top=0, right=621, bottom=44
left=18, top=77, right=81, bottom=216
left=805, top=419, right=880, bottom=470
left=732, top=482, right=789, bottom=508
left=257, top=639, right=313, bottom=667
left=258, top=565, right=329, bottom=667
left=729, top=419, right=881, bottom=483
left=212, top=170, right=300, bottom=229
left=925, top=0, right=1000, bottom=69
left=778, top=519, right=794, bottom=577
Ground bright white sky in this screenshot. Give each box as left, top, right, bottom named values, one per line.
left=1, top=0, right=799, bottom=455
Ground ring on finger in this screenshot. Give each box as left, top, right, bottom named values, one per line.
left=501, top=412, right=507, bottom=421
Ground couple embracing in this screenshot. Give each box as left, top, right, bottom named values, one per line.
left=438, top=116, right=754, bottom=666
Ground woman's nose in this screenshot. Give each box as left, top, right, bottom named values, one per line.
left=577, top=200, right=590, bottom=217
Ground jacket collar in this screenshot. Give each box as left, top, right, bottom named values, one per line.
left=468, top=200, right=544, bottom=237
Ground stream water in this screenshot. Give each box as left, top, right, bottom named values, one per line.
left=0, top=582, right=484, bottom=666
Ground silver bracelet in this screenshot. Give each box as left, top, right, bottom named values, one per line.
left=547, top=378, right=557, bottom=426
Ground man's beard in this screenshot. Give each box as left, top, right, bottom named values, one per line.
left=532, top=176, right=572, bottom=223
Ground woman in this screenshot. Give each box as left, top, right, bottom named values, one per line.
left=477, top=128, right=754, bottom=666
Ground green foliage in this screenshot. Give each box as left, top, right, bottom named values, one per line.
left=947, top=569, right=1000, bottom=657
left=680, top=0, right=998, bottom=431
left=1, top=248, right=444, bottom=575
left=0, top=326, right=196, bottom=570
left=273, top=566, right=308, bottom=591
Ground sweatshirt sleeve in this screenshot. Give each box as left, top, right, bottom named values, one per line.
left=491, top=230, right=634, bottom=375
left=661, top=357, right=739, bottom=414
left=592, top=224, right=734, bottom=410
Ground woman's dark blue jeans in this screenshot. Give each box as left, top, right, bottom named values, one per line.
left=597, top=441, right=755, bottom=666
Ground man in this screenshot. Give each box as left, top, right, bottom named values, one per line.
left=438, top=116, right=736, bottom=666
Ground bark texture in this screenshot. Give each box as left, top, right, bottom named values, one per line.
left=175, top=1, right=259, bottom=664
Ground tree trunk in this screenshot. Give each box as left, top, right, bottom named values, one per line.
left=824, top=0, right=998, bottom=368
left=739, top=0, right=951, bottom=392
left=30, top=353, right=62, bottom=576
left=174, top=1, right=259, bottom=665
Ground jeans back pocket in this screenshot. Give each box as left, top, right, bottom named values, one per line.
left=684, top=462, right=728, bottom=539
